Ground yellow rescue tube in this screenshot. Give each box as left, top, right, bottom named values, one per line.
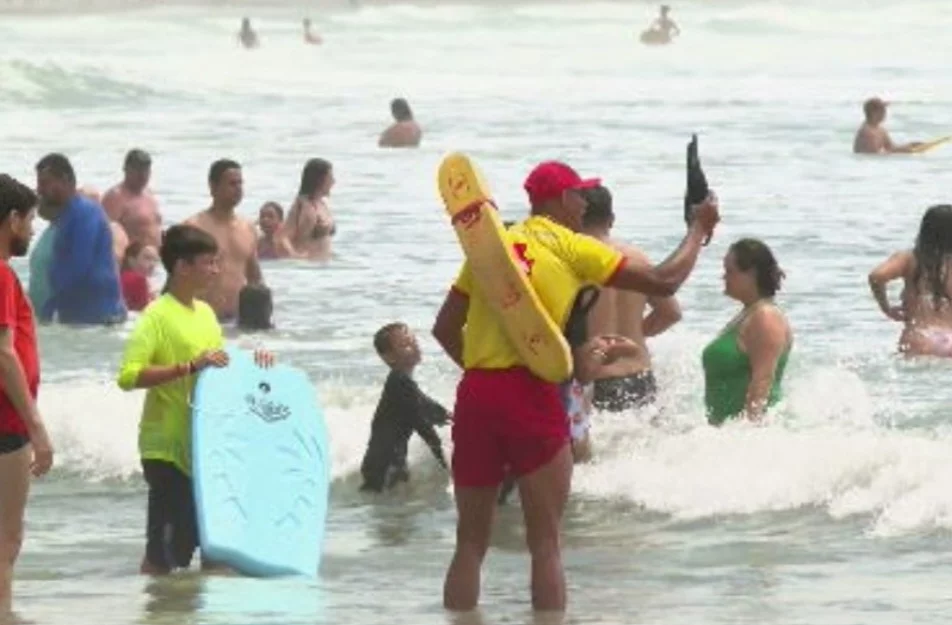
left=437, top=153, right=572, bottom=383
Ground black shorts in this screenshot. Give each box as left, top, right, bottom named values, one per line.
left=142, top=460, right=198, bottom=571
left=0, top=433, right=29, bottom=455
left=593, top=371, right=658, bottom=413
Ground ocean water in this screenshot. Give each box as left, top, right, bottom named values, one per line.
left=2, top=0, right=952, bottom=623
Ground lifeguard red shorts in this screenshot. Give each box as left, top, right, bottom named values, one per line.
left=451, top=367, right=570, bottom=488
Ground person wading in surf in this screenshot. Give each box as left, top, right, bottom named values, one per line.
left=432, top=160, right=720, bottom=612
left=0, top=174, right=54, bottom=615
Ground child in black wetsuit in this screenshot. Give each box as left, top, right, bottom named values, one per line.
left=360, top=322, right=451, bottom=492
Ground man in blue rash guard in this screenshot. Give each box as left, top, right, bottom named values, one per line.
left=35, top=153, right=126, bottom=325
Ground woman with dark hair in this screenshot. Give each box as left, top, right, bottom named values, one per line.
left=283, top=159, right=335, bottom=261
left=868, top=204, right=952, bottom=356
left=702, top=238, right=792, bottom=425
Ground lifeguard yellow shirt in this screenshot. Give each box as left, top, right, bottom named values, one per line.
left=117, top=293, right=224, bottom=475
left=452, top=215, right=625, bottom=370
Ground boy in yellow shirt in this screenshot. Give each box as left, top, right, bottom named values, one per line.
left=117, top=224, right=271, bottom=574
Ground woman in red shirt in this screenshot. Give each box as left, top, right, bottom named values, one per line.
left=120, top=242, right=158, bottom=312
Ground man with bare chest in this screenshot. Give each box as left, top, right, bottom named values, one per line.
left=102, top=150, right=162, bottom=248
left=184, top=159, right=263, bottom=321
left=581, top=186, right=683, bottom=412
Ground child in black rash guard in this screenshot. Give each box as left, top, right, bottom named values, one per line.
left=360, top=322, right=451, bottom=492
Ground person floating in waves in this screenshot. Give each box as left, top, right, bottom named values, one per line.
left=116, top=225, right=274, bottom=574
left=853, top=97, right=924, bottom=154
left=0, top=174, right=54, bottom=616
left=581, top=185, right=682, bottom=412
left=702, top=238, right=792, bottom=426
left=303, top=18, right=323, bottom=45
left=868, top=204, right=952, bottom=357
left=360, top=323, right=450, bottom=493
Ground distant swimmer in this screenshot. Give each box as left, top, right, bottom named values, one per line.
left=868, top=205, right=952, bottom=357
left=238, top=17, right=259, bottom=49
left=184, top=159, right=263, bottom=321
left=853, top=97, right=924, bottom=154
left=303, top=18, right=322, bottom=45
left=640, top=4, right=680, bottom=45
left=256, top=201, right=296, bottom=260
left=102, top=149, right=162, bottom=249
left=378, top=98, right=422, bottom=149
left=581, top=185, right=683, bottom=412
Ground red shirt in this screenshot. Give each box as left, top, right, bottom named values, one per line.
left=0, top=261, right=39, bottom=437
left=120, top=269, right=151, bottom=312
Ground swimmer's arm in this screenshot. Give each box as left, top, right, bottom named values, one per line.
left=245, top=224, right=263, bottom=285
left=0, top=329, right=41, bottom=429
left=432, top=287, right=468, bottom=368
left=868, top=251, right=910, bottom=320
left=741, top=310, right=788, bottom=420
left=413, top=418, right=448, bottom=469
left=573, top=340, right=605, bottom=384
left=627, top=249, right=683, bottom=336
left=418, top=392, right=451, bottom=426
left=117, top=317, right=190, bottom=389
left=606, top=223, right=708, bottom=297
left=100, top=188, right=123, bottom=222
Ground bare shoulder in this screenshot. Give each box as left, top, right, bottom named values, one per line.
left=612, top=240, right=651, bottom=267
left=744, top=305, right=790, bottom=343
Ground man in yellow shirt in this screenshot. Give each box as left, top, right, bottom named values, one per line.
left=432, top=161, right=719, bottom=612
left=117, top=225, right=231, bottom=574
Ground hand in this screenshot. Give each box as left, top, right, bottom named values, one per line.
left=689, top=193, right=720, bottom=244
left=603, top=336, right=643, bottom=364
left=885, top=305, right=906, bottom=322
left=194, top=349, right=230, bottom=371
left=27, top=420, right=54, bottom=477
left=254, top=349, right=275, bottom=368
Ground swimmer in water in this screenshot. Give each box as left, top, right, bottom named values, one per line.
left=102, top=149, right=162, bottom=249
left=183, top=159, right=264, bottom=321
left=360, top=323, right=450, bottom=493
left=868, top=205, right=952, bottom=357
left=582, top=185, right=682, bottom=412
left=853, top=97, right=924, bottom=154
left=256, top=202, right=295, bottom=260
left=284, top=158, right=336, bottom=261
left=303, top=18, right=322, bottom=45
left=642, top=5, right=679, bottom=42
left=237, top=284, right=274, bottom=332
left=120, top=242, right=159, bottom=312
left=378, top=98, right=422, bottom=149
left=238, top=17, right=259, bottom=49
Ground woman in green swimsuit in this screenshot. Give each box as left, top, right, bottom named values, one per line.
left=702, top=239, right=792, bottom=425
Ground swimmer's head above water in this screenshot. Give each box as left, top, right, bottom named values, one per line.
left=913, top=204, right=952, bottom=309
left=35, top=152, right=76, bottom=217
left=298, top=158, right=334, bottom=200
left=863, top=97, right=888, bottom=125
left=122, top=241, right=159, bottom=276
left=523, top=161, right=601, bottom=233
left=373, top=322, right=421, bottom=373
left=237, top=284, right=274, bottom=331
left=581, top=185, right=614, bottom=231
left=723, top=238, right=784, bottom=302
left=258, top=201, right=284, bottom=237
left=123, top=148, right=152, bottom=194
left=390, top=98, right=414, bottom=122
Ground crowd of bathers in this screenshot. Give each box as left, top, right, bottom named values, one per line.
left=0, top=86, right=948, bottom=617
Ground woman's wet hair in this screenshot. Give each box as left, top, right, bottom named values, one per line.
left=298, top=158, right=333, bottom=198
left=159, top=225, right=218, bottom=279
left=729, top=238, right=785, bottom=297
left=238, top=284, right=274, bottom=331
left=912, top=204, right=952, bottom=309
left=122, top=241, right=146, bottom=271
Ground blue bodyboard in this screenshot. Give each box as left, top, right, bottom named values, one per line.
left=191, top=347, right=330, bottom=577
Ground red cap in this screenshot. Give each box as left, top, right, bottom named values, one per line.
left=523, top=161, right=601, bottom=207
